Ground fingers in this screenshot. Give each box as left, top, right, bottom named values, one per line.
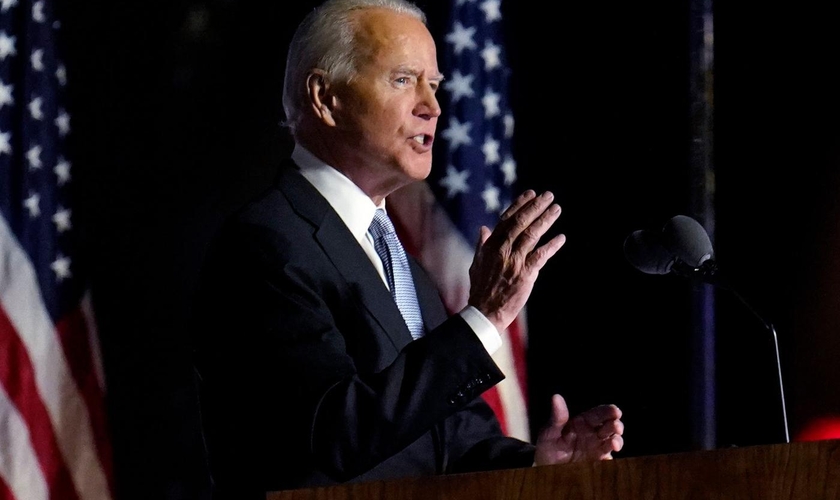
left=596, top=418, right=624, bottom=440
left=500, top=189, right=537, bottom=221
left=582, top=404, right=622, bottom=427
left=610, top=433, right=624, bottom=453
left=526, top=232, right=566, bottom=274
left=492, top=191, right=565, bottom=277
left=580, top=404, right=623, bottom=442
left=496, top=191, right=560, bottom=251
left=598, top=433, right=624, bottom=460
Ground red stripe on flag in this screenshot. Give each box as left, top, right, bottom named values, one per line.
left=0, top=306, right=80, bottom=500
left=55, top=309, right=113, bottom=496
left=0, top=473, right=15, bottom=500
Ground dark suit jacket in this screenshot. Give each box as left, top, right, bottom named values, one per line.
left=192, top=160, right=535, bottom=498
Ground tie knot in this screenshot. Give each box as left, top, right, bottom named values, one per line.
left=369, top=209, right=395, bottom=239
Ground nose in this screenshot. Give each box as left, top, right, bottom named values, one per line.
left=415, top=83, right=441, bottom=120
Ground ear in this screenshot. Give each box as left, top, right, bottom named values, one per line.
left=306, top=69, right=338, bottom=127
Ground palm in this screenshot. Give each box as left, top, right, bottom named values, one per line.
left=534, top=394, right=623, bottom=466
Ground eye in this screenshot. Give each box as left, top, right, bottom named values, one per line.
left=394, top=74, right=418, bottom=87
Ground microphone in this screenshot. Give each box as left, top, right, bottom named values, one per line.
left=623, top=215, right=790, bottom=443
left=623, top=215, right=727, bottom=288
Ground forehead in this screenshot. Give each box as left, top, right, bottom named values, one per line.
left=352, top=8, right=438, bottom=70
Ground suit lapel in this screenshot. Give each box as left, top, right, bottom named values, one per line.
left=275, top=163, right=415, bottom=351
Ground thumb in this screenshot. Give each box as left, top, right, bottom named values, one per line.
left=550, top=394, right=570, bottom=427
left=475, top=225, right=492, bottom=253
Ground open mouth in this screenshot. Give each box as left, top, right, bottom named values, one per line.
left=411, top=134, right=433, bottom=147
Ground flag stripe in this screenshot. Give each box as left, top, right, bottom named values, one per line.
left=0, top=472, right=22, bottom=500
left=0, top=307, right=79, bottom=500
left=55, top=310, right=113, bottom=494
left=494, top=324, right=528, bottom=439
left=506, top=317, right=527, bottom=408
left=0, top=217, right=110, bottom=500
left=0, top=380, right=49, bottom=500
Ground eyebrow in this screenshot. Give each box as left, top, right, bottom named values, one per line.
left=394, top=66, right=445, bottom=83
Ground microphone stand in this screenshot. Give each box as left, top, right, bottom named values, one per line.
left=671, top=260, right=790, bottom=444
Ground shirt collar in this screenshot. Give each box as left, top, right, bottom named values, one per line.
left=292, top=144, right=382, bottom=243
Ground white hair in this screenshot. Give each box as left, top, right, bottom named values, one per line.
left=281, top=0, right=427, bottom=138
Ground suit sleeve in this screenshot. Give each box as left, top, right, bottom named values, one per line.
left=193, top=218, right=531, bottom=493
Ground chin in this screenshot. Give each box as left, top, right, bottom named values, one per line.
left=407, top=161, right=433, bottom=182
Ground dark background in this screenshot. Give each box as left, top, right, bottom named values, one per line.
left=56, top=0, right=840, bottom=498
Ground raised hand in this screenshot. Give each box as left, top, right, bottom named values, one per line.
left=467, top=190, right=566, bottom=332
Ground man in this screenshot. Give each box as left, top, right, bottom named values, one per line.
left=192, top=0, right=624, bottom=497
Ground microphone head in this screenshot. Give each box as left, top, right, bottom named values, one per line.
left=623, top=229, right=675, bottom=275
left=662, top=215, right=714, bottom=267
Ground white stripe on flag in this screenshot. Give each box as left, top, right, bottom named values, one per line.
left=494, top=325, right=530, bottom=441
left=0, top=383, right=49, bottom=500
left=0, top=216, right=111, bottom=500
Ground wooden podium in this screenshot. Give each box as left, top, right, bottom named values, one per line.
left=267, top=439, right=840, bottom=499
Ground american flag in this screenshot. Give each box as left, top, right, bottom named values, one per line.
left=389, top=0, right=529, bottom=441
left=0, top=0, right=113, bottom=499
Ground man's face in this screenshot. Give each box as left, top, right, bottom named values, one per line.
left=329, top=9, right=443, bottom=198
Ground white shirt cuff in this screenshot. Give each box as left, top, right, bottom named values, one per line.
left=458, top=306, right=502, bottom=355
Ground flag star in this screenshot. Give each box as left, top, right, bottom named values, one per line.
left=481, top=89, right=501, bottom=118
left=0, top=80, right=12, bottom=109
left=23, top=192, right=40, bottom=217
left=479, top=0, right=502, bottom=23
left=445, top=22, right=477, bottom=55
left=443, top=70, right=474, bottom=103
left=481, top=135, right=501, bottom=164
left=55, top=109, right=70, bottom=135
left=56, top=64, right=67, bottom=86
left=51, top=255, right=72, bottom=281
left=441, top=117, right=472, bottom=151
left=439, top=165, right=470, bottom=198
left=501, top=156, right=517, bottom=185
left=31, top=48, right=44, bottom=71
left=480, top=42, right=502, bottom=71
left=0, top=0, right=18, bottom=13
left=0, top=130, right=10, bottom=155
left=0, top=31, right=16, bottom=60
left=482, top=183, right=501, bottom=213
left=26, top=145, right=42, bottom=169
left=28, top=96, right=44, bottom=120
left=504, top=113, right=514, bottom=138
left=32, top=0, right=45, bottom=22
left=54, top=157, right=71, bottom=184
left=52, top=207, right=72, bottom=232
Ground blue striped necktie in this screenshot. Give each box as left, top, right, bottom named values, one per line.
left=369, top=209, right=424, bottom=340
